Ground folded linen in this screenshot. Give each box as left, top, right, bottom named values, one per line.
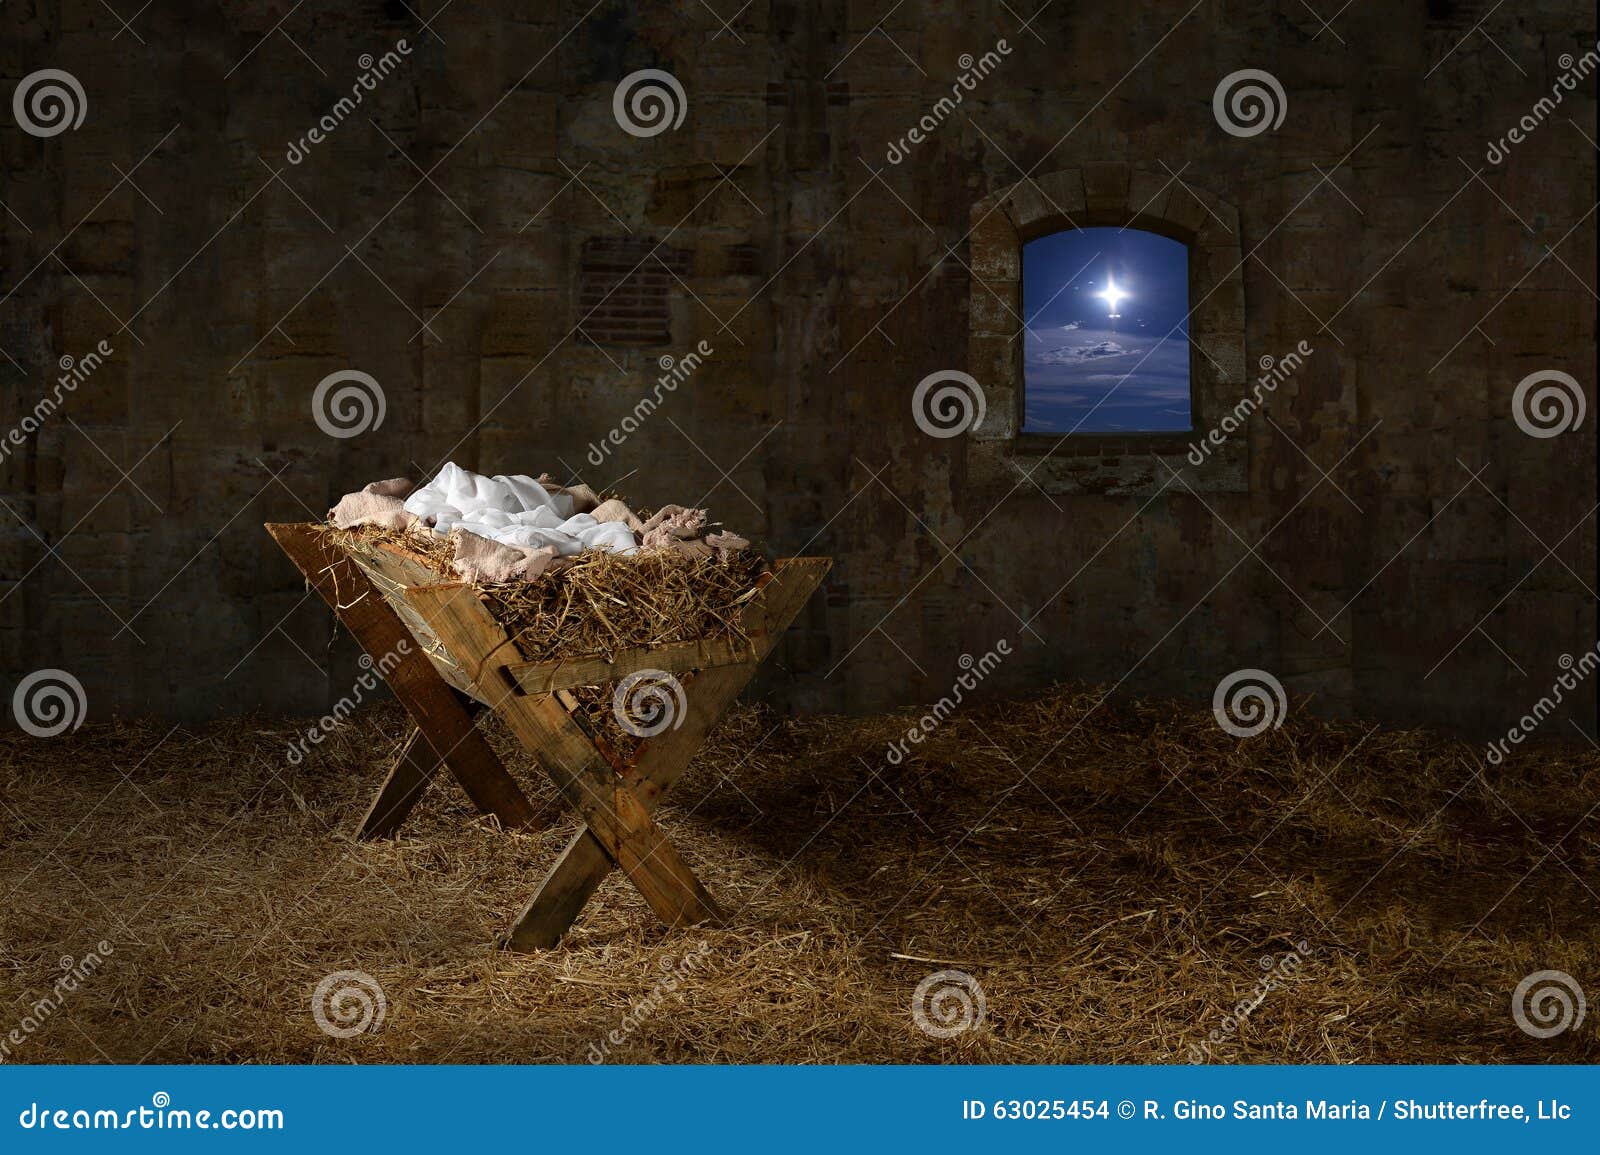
left=328, top=478, right=420, bottom=532
left=448, top=528, right=562, bottom=583
left=329, top=461, right=751, bottom=585
left=401, top=462, right=639, bottom=559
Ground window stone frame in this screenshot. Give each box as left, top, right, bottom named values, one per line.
left=966, top=163, right=1247, bottom=496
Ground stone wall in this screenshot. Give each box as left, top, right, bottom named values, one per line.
left=1, top=0, right=1594, bottom=737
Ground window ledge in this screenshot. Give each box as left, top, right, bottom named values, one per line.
left=1010, top=431, right=1195, bottom=457
left=969, top=434, right=1247, bottom=497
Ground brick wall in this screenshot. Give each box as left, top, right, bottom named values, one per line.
left=0, top=0, right=1594, bottom=739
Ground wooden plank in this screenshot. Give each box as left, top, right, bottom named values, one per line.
left=357, top=725, right=438, bottom=840
left=505, top=636, right=755, bottom=695
left=506, top=557, right=830, bottom=949
left=404, top=581, right=724, bottom=931
left=265, top=522, right=538, bottom=836
left=339, top=540, right=482, bottom=701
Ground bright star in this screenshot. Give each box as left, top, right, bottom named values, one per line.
left=1095, top=273, right=1129, bottom=318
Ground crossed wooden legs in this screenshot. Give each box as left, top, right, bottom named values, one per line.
left=271, top=516, right=828, bottom=947
left=408, top=558, right=831, bottom=950
left=267, top=523, right=538, bottom=839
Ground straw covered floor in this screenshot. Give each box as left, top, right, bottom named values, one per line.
left=2, top=684, right=1596, bottom=1063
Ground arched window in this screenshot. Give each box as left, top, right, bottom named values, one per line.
left=966, top=165, right=1247, bottom=496
left=1022, top=227, right=1192, bottom=434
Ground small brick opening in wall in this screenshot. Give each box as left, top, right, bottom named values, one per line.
left=577, top=236, right=693, bottom=347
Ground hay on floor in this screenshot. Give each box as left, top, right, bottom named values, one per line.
left=1, top=683, right=1597, bottom=1064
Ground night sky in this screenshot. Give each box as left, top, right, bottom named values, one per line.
left=1021, top=227, right=1192, bottom=434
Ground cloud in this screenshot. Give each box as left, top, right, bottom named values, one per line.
left=1029, top=339, right=1127, bottom=365
left=1022, top=326, right=1193, bottom=434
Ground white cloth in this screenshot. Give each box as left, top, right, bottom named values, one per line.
left=403, top=462, right=638, bottom=557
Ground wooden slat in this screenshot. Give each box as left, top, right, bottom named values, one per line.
left=506, top=557, right=830, bottom=949
left=505, top=636, right=755, bottom=695
left=265, top=522, right=538, bottom=836
left=339, top=539, right=481, bottom=701
left=357, top=725, right=438, bottom=840
left=404, top=581, right=725, bottom=931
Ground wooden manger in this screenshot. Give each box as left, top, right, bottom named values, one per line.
left=265, top=522, right=830, bottom=949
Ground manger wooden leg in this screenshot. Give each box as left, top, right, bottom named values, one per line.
left=405, top=582, right=725, bottom=933
left=506, top=558, right=831, bottom=949
left=266, top=522, right=538, bottom=835
left=511, top=828, right=611, bottom=949
left=355, top=705, right=489, bottom=839
left=506, top=664, right=749, bottom=948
